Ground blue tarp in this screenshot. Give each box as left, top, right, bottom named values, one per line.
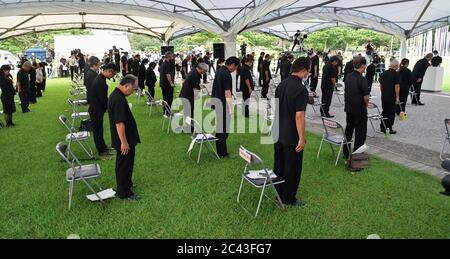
left=24, top=47, right=47, bottom=62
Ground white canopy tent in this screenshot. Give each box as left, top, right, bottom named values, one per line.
left=0, top=0, right=448, bottom=58
left=54, top=33, right=132, bottom=62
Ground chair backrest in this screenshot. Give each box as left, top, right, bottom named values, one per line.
left=322, top=118, right=345, bottom=137
left=445, top=119, right=450, bottom=138
left=161, top=100, right=172, bottom=114
left=185, top=116, right=203, bottom=135
left=56, top=142, right=82, bottom=168
left=59, top=115, right=73, bottom=132
left=367, top=102, right=381, bottom=114
left=239, top=146, right=264, bottom=166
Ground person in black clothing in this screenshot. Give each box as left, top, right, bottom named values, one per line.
left=411, top=53, right=432, bottom=105
left=16, top=61, right=31, bottom=113
left=397, top=58, right=413, bottom=115
left=272, top=57, right=310, bottom=206
left=321, top=56, right=339, bottom=118
left=84, top=56, right=100, bottom=104
left=280, top=54, right=294, bottom=82
left=365, top=60, right=377, bottom=93
left=160, top=52, right=176, bottom=114
left=29, top=62, right=37, bottom=104
left=0, top=65, right=16, bottom=127
left=431, top=50, right=442, bottom=67
left=127, top=56, right=134, bottom=75
left=89, top=63, right=117, bottom=156
left=181, top=55, right=190, bottom=80
left=211, top=56, right=240, bottom=158
left=343, top=58, right=355, bottom=82
left=108, top=75, right=141, bottom=201
left=180, top=63, right=209, bottom=133
left=276, top=54, right=285, bottom=75
left=138, top=58, right=149, bottom=91
left=112, top=46, right=121, bottom=71
left=131, top=54, right=140, bottom=77
left=309, top=52, right=321, bottom=92
left=343, top=57, right=370, bottom=159
left=258, top=52, right=265, bottom=87
left=291, top=30, right=302, bottom=51
left=202, top=53, right=211, bottom=84
left=121, top=52, right=128, bottom=77
left=261, top=54, right=272, bottom=99
left=379, top=60, right=401, bottom=134
left=191, top=55, right=198, bottom=71
left=145, top=62, right=157, bottom=99
left=240, top=55, right=254, bottom=118
left=77, top=50, right=86, bottom=75
left=40, top=62, right=47, bottom=93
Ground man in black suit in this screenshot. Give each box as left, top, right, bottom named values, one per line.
left=411, top=53, right=432, bottom=105
left=89, top=63, right=117, bottom=156
left=84, top=56, right=100, bottom=104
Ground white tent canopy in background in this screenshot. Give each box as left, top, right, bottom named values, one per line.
left=54, top=32, right=131, bottom=62
left=0, top=0, right=449, bottom=57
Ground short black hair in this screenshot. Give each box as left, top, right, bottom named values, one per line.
left=149, top=62, right=157, bottom=69
left=102, top=63, right=117, bottom=71
left=142, top=58, right=149, bottom=64
left=353, top=56, right=367, bottom=69
left=291, top=57, right=311, bottom=73
left=330, top=56, right=340, bottom=63
left=225, top=56, right=241, bottom=66
left=120, top=75, right=138, bottom=87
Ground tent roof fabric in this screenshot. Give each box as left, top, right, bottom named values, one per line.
left=0, top=0, right=448, bottom=40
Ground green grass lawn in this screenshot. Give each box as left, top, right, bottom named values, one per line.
left=0, top=78, right=449, bottom=239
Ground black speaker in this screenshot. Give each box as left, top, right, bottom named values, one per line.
left=213, top=43, right=225, bottom=59
left=161, top=46, right=174, bottom=55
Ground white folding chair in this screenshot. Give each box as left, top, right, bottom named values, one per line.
left=186, top=116, right=220, bottom=163
left=237, top=146, right=285, bottom=218
left=161, top=100, right=183, bottom=134
left=68, top=98, right=90, bottom=128
left=56, top=143, right=104, bottom=209
left=409, top=85, right=419, bottom=105
left=135, top=88, right=144, bottom=104
left=59, top=115, right=95, bottom=160
left=334, top=83, right=345, bottom=106
left=307, top=91, right=325, bottom=120
left=440, top=119, right=450, bottom=161
left=367, top=102, right=388, bottom=137
left=317, top=118, right=353, bottom=166
left=145, top=91, right=162, bottom=117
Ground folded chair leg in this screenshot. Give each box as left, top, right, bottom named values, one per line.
left=81, top=178, right=103, bottom=203
left=317, top=138, right=324, bottom=159
left=197, top=141, right=203, bottom=164
left=272, top=184, right=284, bottom=209
left=237, top=177, right=245, bottom=203
left=336, top=144, right=343, bottom=166
left=68, top=179, right=74, bottom=209
left=255, top=183, right=267, bottom=218
left=441, top=140, right=448, bottom=162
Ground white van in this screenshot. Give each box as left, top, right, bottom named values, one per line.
left=0, top=50, right=20, bottom=70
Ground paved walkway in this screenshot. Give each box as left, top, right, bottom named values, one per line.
left=227, top=78, right=450, bottom=179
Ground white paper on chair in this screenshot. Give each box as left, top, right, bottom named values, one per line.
left=247, top=170, right=277, bottom=179
left=353, top=144, right=369, bottom=154
left=86, top=188, right=116, bottom=202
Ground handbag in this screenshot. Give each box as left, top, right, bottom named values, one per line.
left=346, top=152, right=370, bottom=172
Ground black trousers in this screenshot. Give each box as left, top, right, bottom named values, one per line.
left=343, top=112, right=368, bottom=158
left=162, top=87, right=174, bottom=114
left=115, top=147, right=135, bottom=199
left=397, top=86, right=409, bottom=115
left=381, top=101, right=396, bottom=131
left=258, top=72, right=263, bottom=86
left=412, top=81, right=422, bottom=103
left=310, top=76, right=319, bottom=92
left=262, top=80, right=269, bottom=98
left=183, top=98, right=195, bottom=133
left=36, top=82, right=43, bottom=97
left=242, top=92, right=250, bottom=117
left=321, top=87, right=333, bottom=115
left=147, top=86, right=155, bottom=99
left=367, top=79, right=374, bottom=93
left=274, top=142, right=303, bottom=204
left=203, top=73, right=208, bottom=84
left=90, top=111, right=108, bottom=154
left=29, top=84, right=37, bottom=103
left=138, top=79, right=145, bottom=90
left=42, top=79, right=46, bottom=91
left=215, top=108, right=230, bottom=157
left=19, top=89, right=29, bottom=112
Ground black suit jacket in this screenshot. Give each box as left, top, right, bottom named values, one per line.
left=89, top=74, right=109, bottom=115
